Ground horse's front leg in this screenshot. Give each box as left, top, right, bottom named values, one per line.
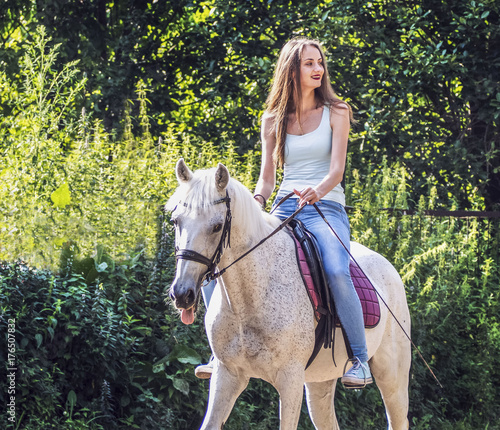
left=274, top=363, right=306, bottom=430
left=200, top=359, right=249, bottom=430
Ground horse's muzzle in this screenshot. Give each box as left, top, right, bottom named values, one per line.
left=169, top=279, right=201, bottom=324
left=170, top=285, right=196, bottom=309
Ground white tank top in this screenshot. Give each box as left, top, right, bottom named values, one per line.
left=279, top=106, right=345, bottom=205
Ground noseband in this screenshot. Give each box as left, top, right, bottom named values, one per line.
left=174, top=191, right=232, bottom=282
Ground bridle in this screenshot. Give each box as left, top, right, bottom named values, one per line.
left=174, top=191, right=232, bottom=283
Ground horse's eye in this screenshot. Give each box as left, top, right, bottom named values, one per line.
left=213, top=224, right=222, bottom=233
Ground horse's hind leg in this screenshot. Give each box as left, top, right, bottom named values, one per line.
left=304, top=380, right=340, bottom=430
left=200, top=360, right=249, bottom=430
left=370, top=334, right=411, bottom=430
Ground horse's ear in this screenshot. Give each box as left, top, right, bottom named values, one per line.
left=215, top=163, right=230, bottom=192
left=176, top=158, right=193, bottom=183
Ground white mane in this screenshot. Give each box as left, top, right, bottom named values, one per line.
left=166, top=167, right=280, bottom=241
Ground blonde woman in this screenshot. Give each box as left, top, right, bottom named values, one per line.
left=252, top=37, right=372, bottom=389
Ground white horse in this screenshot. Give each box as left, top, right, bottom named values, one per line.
left=167, top=159, right=411, bottom=430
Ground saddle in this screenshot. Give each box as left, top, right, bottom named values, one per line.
left=287, top=219, right=380, bottom=369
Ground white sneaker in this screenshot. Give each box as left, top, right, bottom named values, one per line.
left=195, top=357, right=214, bottom=379
left=341, top=358, right=373, bottom=389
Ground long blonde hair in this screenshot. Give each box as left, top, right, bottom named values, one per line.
left=265, top=37, right=353, bottom=167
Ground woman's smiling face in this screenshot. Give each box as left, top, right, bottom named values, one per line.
left=299, top=45, right=324, bottom=91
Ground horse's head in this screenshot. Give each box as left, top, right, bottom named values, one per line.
left=166, top=159, right=232, bottom=324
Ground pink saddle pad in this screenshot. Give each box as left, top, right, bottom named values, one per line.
left=293, top=234, right=380, bottom=328
left=347, top=259, right=380, bottom=328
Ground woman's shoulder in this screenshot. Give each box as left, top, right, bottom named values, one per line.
left=326, top=101, right=349, bottom=111
left=261, top=111, right=277, bottom=139
left=262, top=110, right=273, bottom=120
left=327, top=101, right=350, bottom=121
left=261, top=111, right=276, bottom=126
left=326, top=102, right=351, bottom=131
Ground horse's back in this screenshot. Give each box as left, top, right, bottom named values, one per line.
left=350, top=241, right=400, bottom=278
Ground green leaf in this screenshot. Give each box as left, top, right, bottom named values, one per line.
left=167, top=344, right=202, bottom=365
left=120, top=395, right=131, bottom=407
left=35, top=333, right=43, bottom=348
left=172, top=378, right=190, bottom=396
left=132, top=326, right=152, bottom=336
left=67, top=390, right=77, bottom=407
left=50, top=183, right=71, bottom=208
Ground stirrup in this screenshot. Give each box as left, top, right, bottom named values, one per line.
left=341, top=357, right=373, bottom=389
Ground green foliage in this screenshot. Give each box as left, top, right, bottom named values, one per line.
left=3, top=1, right=498, bottom=208
left=4, top=0, right=500, bottom=210
left=0, top=26, right=261, bottom=269
left=0, top=253, right=209, bottom=429
left=2, top=162, right=498, bottom=429
left=347, top=162, right=500, bottom=429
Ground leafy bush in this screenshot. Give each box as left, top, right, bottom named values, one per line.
left=0, top=249, right=210, bottom=429
left=0, top=27, right=261, bottom=270
left=347, top=162, right=500, bottom=429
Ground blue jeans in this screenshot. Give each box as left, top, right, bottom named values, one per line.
left=272, top=195, right=369, bottom=362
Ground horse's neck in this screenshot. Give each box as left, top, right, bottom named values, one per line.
left=217, top=227, right=290, bottom=317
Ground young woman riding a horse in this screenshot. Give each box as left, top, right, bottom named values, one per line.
left=198, top=37, right=371, bottom=388
left=168, top=37, right=411, bottom=430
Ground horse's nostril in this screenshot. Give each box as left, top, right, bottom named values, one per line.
left=186, top=289, right=195, bottom=304
left=169, top=291, right=175, bottom=301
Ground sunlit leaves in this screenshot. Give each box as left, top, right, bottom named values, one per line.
left=51, top=182, right=72, bottom=208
